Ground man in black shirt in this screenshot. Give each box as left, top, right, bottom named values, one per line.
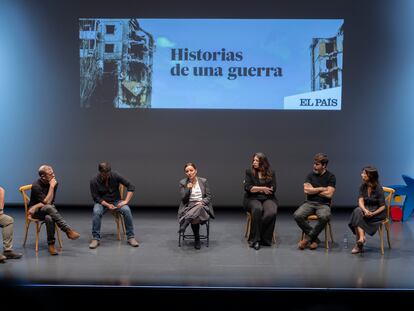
left=89, top=162, right=138, bottom=249
left=29, top=165, right=80, bottom=255
left=293, top=153, right=336, bottom=250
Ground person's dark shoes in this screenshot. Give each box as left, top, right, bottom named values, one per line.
left=178, top=219, right=190, bottom=234
left=260, top=241, right=272, bottom=247
left=253, top=242, right=260, bottom=250
left=3, top=250, right=23, bottom=259
left=0, top=254, right=6, bottom=263
left=48, top=244, right=58, bottom=256
left=298, top=239, right=309, bottom=250
left=194, top=239, right=201, bottom=250
left=66, top=228, right=80, bottom=240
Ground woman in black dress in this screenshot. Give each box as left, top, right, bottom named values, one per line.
left=243, top=152, right=278, bottom=250
left=348, top=166, right=386, bottom=254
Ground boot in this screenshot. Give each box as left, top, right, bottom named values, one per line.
left=48, top=244, right=58, bottom=256
left=66, top=228, right=80, bottom=240
left=192, top=224, right=201, bottom=249
left=178, top=219, right=191, bottom=234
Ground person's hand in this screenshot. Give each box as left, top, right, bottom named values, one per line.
left=50, top=178, right=58, bottom=188
left=28, top=207, right=37, bottom=216
left=187, top=183, right=193, bottom=189
left=116, top=200, right=127, bottom=209
left=262, top=187, right=273, bottom=195
left=108, top=203, right=117, bottom=210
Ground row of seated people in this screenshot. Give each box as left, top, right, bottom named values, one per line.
left=0, top=153, right=390, bottom=262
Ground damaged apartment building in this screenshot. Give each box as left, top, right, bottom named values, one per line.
left=80, top=18, right=155, bottom=108
left=310, top=23, right=343, bottom=91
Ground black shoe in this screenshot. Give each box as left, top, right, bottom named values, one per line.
left=3, top=250, right=23, bottom=259
left=253, top=242, right=260, bottom=250
left=194, top=240, right=201, bottom=250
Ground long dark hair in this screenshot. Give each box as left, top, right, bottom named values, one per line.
left=363, top=166, right=379, bottom=188
left=251, top=152, right=273, bottom=180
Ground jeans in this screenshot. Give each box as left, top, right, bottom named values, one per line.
left=293, top=202, right=330, bottom=242
left=33, top=204, right=70, bottom=245
left=92, top=202, right=135, bottom=240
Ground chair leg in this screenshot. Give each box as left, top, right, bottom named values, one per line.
left=35, top=223, right=40, bottom=253
left=325, top=224, right=329, bottom=249
left=272, top=232, right=276, bottom=244
left=115, top=216, right=121, bottom=241
left=121, top=217, right=126, bottom=239
left=206, top=221, right=210, bottom=247
left=56, top=224, right=63, bottom=249
left=385, top=222, right=392, bottom=249
left=379, top=224, right=384, bottom=255
left=328, top=222, right=334, bottom=243
left=245, top=216, right=251, bottom=238
left=23, top=222, right=30, bottom=247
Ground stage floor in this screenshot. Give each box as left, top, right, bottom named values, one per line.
left=1, top=207, right=414, bottom=289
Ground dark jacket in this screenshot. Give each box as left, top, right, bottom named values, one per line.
left=178, top=177, right=215, bottom=219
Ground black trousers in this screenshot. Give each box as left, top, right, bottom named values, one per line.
left=246, top=199, right=277, bottom=245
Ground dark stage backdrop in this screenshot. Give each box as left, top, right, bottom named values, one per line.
left=0, top=0, right=413, bottom=207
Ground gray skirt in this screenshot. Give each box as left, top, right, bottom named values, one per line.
left=179, top=201, right=210, bottom=225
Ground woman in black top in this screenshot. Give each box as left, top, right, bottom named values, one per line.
left=243, top=152, right=278, bottom=250
left=348, top=166, right=386, bottom=254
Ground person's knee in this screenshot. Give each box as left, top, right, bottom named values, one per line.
left=44, top=215, right=53, bottom=223
left=93, top=204, right=104, bottom=216
left=119, top=205, right=132, bottom=216
left=249, top=202, right=262, bottom=214
left=1, top=214, right=14, bottom=226
left=319, top=213, right=330, bottom=223
left=43, top=204, right=57, bottom=214
left=293, top=209, right=305, bottom=221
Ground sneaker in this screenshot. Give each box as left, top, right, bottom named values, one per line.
left=298, top=239, right=309, bottom=250
left=309, top=241, right=319, bottom=250
left=0, top=254, right=6, bottom=263
left=48, top=244, right=58, bottom=256
left=3, top=250, right=23, bottom=259
left=127, top=238, right=139, bottom=247
left=66, top=228, right=80, bottom=240
left=89, top=239, right=100, bottom=249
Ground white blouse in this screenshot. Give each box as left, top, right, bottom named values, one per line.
left=189, top=181, right=203, bottom=202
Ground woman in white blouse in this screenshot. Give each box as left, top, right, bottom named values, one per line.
left=178, top=162, right=214, bottom=249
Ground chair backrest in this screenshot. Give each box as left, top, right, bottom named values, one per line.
left=382, top=186, right=395, bottom=219
left=19, top=184, right=32, bottom=223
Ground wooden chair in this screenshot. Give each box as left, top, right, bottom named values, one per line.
left=19, top=184, right=63, bottom=253
left=379, top=187, right=395, bottom=255
left=300, top=214, right=333, bottom=249
left=244, top=212, right=276, bottom=244
left=110, top=184, right=127, bottom=240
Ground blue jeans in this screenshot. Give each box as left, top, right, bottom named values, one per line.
left=92, top=202, right=135, bottom=240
